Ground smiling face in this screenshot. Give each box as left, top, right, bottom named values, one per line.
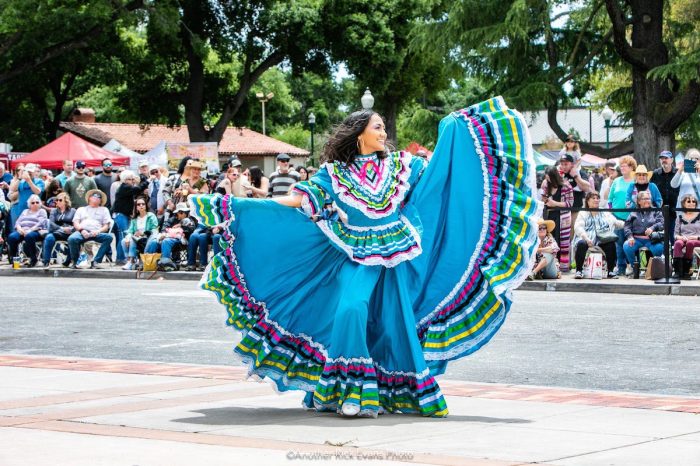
left=358, top=114, right=387, bottom=154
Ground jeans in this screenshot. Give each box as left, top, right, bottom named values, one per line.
left=113, top=213, right=130, bottom=262
left=120, top=237, right=146, bottom=259
left=145, top=236, right=180, bottom=260
left=615, top=227, right=627, bottom=272
left=187, top=226, right=211, bottom=266
left=68, top=231, right=114, bottom=264
left=539, top=252, right=558, bottom=279
left=8, top=231, right=42, bottom=264
left=42, top=231, right=71, bottom=264
left=623, top=237, right=664, bottom=265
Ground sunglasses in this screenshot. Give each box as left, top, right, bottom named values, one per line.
left=538, top=226, right=548, bottom=230
left=103, top=163, right=113, bottom=168
left=686, top=200, right=698, bottom=204
left=30, top=201, right=40, bottom=205
left=150, top=170, right=159, bottom=175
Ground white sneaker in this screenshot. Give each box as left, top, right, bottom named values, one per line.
left=122, top=261, right=135, bottom=270
left=341, top=402, right=360, bottom=417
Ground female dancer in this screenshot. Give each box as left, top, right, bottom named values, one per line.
left=189, top=97, right=541, bottom=418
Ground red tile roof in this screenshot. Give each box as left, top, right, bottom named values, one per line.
left=58, top=122, right=309, bottom=156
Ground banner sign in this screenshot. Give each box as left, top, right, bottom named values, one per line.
left=165, top=142, right=219, bottom=174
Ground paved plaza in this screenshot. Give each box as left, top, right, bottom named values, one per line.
left=0, top=275, right=699, bottom=464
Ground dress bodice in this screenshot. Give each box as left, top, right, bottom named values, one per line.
left=293, top=151, right=426, bottom=267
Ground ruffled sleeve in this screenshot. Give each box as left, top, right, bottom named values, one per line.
left=292, top=181, right=330, bottom=218
left=188, top=194, right=233, bottom=228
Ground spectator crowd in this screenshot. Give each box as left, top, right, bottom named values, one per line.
left=532, top=137, right=700, bottom=281
left=0, top=153, right=317, bottom=271
left=0, top=144, right=698, bottom=281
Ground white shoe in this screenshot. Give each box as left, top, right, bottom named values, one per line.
left=341, top=402, right=360, bottom=417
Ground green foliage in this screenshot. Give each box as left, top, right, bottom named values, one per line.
left=271, top=123, right=311, bottom=150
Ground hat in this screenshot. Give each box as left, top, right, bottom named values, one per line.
left=276, top=153, right=290, bottom=161
left=634, top=165, right=653, bottom=177
left=659, top=150, right=673, bottom=159
left=229, top=158, right=242, bottom=168
left=75, top=160, right=86, bottom=169
left=85, top=189, right=107, bottom=206
left=149, top=164, right=160, bottom=172
left=173, top=202, right=190, bottom=214
left=138, top=160, right=149, bottom=167
left=185, top=159, right=203, bottom=170
left=565, top=134, right=578, bottom=142
left=559, top=153, right=575, bottom=163
left=537, top=219, right=556, bottom=233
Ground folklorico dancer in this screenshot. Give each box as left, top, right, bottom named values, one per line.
left=189, top=97, right=542, bottom=418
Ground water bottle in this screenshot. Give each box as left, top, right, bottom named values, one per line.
left=633, top=259, right=640, bottom=279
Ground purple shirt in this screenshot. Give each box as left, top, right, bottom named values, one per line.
left=16, top=208, right=48, bottom=231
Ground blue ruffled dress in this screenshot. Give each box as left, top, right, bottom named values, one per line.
left=189, top=97, right=541, bottom=417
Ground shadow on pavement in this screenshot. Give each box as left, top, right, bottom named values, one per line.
left=172, top=406, right=531, bottom=427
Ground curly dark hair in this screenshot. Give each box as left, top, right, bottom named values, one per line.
left=321, top=110, right=393, bottom=166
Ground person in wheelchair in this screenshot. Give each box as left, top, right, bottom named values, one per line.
left=7, top=194, right=48, bottom=267
left=121, top=195, right=159, bottom=270
left=42, top=192, right=76, bottom=267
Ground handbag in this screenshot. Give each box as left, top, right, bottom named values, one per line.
left=595, top=219, right=618, bottom=244
left=649, top=231, right=664, bottom=244
left=140, top=253, right=161, bottom=271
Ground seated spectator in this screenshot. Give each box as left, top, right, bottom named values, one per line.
left=215, top=166, right=243, bottom=196
left=186, top=223, right=225, bottom=271
left=573, top=192, right=624, bottom=279
left=41, top=179, right=62, bottom=209
left=144, top=202, right=196, bottom=267
left=528, top=219, right=560, bottom=280
left=68, top=190, right=114, bottom=269
left=113, top=169, right=150, bottom=264
left=7, top=194, right=47, bottom=267
left=623, top=191, right=664, bottom=271
left=672, top=194, right=700, bottom=279
left=42, top=192, right=76, bottom=268
left=626, top=165, right=662, bottom=207
left=241, top=166, right=269, bottom=198
left=121, top=196, right=159, bottom=270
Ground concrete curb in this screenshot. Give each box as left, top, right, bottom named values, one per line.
left=2, top=266, right=700, bottom=295
left=0, top=267, right=200, bottom=281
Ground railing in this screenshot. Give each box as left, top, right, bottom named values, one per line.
left=545, top=205, right=700, bottom=284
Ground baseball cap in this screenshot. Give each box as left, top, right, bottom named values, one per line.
left=75, top=160, right=86, bottom=169
left=559, top=153, right=575, bottom=163
left=229, top=157, right=242, bottom=168
left=659, top=150, right=673, bottom=159
left=138, top=160, right=149, bottom=167
left=276, top=153, right=290, bottom=161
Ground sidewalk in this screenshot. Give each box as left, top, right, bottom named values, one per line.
left=2, top=263, right=699, bottom=296
left=0, top=355, right=698, bottom=465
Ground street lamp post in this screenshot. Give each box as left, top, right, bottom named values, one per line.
left=308, top=112, right=316, bottom=166
left=361, top=88, right=374, bottom=110
left=256, top=92, right=274, bottom=135
left=602, top=105, right=613, bottom=149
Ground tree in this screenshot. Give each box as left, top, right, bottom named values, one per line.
left=0, top=0, right=143, bottom=149
left=416, top=0, right=700, bottom=167
left=0, top=0, right=145, bottom=85
left=118, top=0, right=327, bottom=144
left=321, top=0, right=455, bottom=142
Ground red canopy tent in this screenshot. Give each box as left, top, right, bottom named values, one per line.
left=10, top=132, right=130, bottom=170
